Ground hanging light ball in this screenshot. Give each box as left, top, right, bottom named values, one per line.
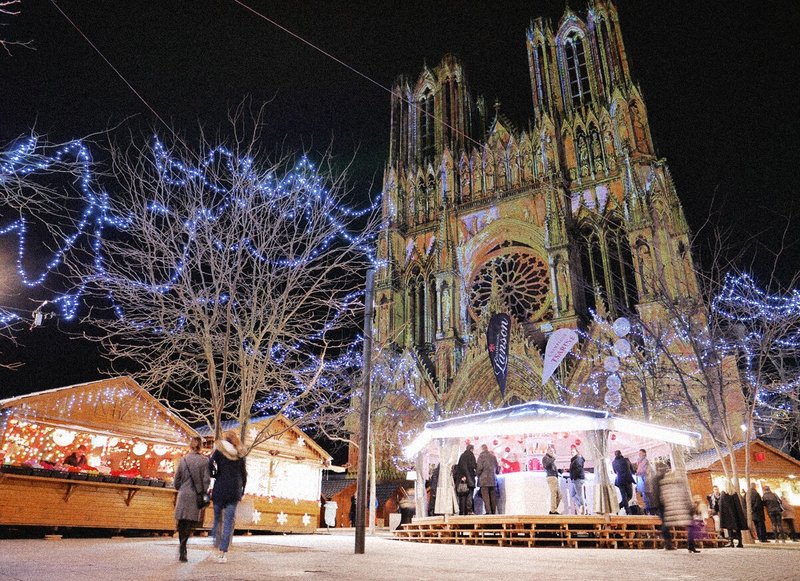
left=604, top=390, right=622, bottom=408
left=613, top=317, right=631, bottom=337
left=613, top=338, right=631, bottom=358
left=52, top=429, right=76, bottom=447
left=606, top=374, right=622, bottom=392
left=152, top=445, right=169, bottom=456
left=132, top=441, right=148, bottom=456
left=604, top=356, right=620, bottom=373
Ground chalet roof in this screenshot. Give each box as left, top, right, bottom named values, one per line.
left=0, top=376, right=197, bottom=445
left=686, top=439, right=800, bottom=472
left=196, top=414, right=331, bottom=463
left=405, top=401, right=702, bottom=458
left=321, top=476, right=354, bottom=500
left=685, top=441, right=747, bottom=471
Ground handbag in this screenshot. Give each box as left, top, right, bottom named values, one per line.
left=457, top=480, right=469, bottom=494
left=182, top=458, right=210, bottom=509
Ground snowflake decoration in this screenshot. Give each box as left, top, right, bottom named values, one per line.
left=268, top=496, right=274, bottom=503
left=293, top=497, right=300, bottom=505
left=248, top=427, right=260, bottom=443
left=302, top=513, right=312, bottom=527
left=277, top=511, right=288, bottom=525
left=252, top=509, right=262, bottom=524
left=297, top=437, right=306, bottom=447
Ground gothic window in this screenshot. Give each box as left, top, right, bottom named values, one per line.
left=596, top=18, right=615, bottom=90
left=443, top=80, right=452, bottom=145
left=578, top=223, right=605, bottom=313
left=606, top=220, right=639, bottom=314
left=535, top=44, right=550, bottom=110
left=469, top=250, right=550, bottom=325
left=409, top=268, right=426, bottom=348
left=428, top=278, right=438, bottom=341
left=564, top=32, right=591, bottom=108
left=419, top=90, right=435, bottom=160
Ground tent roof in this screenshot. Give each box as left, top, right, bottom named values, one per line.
left=404, top=400, right=701, bottom=458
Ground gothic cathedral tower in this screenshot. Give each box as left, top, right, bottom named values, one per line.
left=370, top=0, right=697, bottom=474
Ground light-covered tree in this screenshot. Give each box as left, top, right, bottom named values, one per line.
left=52, top=111, right=381, bottom=450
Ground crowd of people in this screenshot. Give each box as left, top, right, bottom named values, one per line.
left=446, top=442, right=797, bottom=552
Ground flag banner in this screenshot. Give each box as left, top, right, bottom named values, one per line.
left=541, top=327, right=579, bottom=385
left=487, top=313, right=511, bottom=396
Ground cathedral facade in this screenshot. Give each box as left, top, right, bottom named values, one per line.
left=369, top=0, right=698, bottom=473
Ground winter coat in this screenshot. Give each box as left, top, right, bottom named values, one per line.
left=174, top=450, right=211, bottom=522
left=719, top=491, right=747, bottom=530
left=569, top=454, right=585, bottom=480
left=612, top=455, right=635, bottom=487
left=749, top=489, right=765, bottom=522
left=658, top=471, right=692, bottom=527
left=542, top=453, right=558, bottom=478
left=209, top=440, right=247, bottom=507
left=476, top=450, right=499, bottom=488
left=762, top=490, right=784, bottom=515
left=456, top=448, right=477, bottom=487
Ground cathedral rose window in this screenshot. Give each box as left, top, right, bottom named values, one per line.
left=469, top=250, right=550, bottom=323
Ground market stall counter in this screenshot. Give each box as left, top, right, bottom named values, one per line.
left=0, top=377, right=197, bottom=532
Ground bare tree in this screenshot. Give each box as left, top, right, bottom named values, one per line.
left=60, top=109, right=379, bottom=450
left=1, top=1, right=32, bottom=55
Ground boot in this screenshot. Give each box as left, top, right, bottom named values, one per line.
left=179, top=538, right=188, bottom=562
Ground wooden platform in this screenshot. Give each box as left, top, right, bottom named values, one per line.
left=395, top=515, right=725, bottom=549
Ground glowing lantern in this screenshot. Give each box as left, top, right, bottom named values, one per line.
left=153, top=445, right=169, bottom=456
left=52, top=429, right=76, bottom=447
left=132, top=441, right=148, bottom=456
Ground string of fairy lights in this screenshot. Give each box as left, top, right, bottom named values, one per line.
left=0, top=136, right=381, bottom=328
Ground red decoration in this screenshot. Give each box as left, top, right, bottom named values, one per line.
left=610, top=434, right=617, bottom=441
left=754, top=451, right=766, bottom=462
left=505, top=447, right=511, bottom=453
left=562, top=432, right=569, bottom=439
left=493, top=440, right=498, bottom=446
left=574, top=439, right=582, bottom=446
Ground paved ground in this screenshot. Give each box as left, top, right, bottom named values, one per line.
left=1, top=529, right=798, bottom=581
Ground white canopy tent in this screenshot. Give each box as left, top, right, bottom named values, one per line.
left=405, top=401, right=702, bottom=516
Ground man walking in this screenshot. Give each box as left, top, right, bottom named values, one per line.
left=542, top=444, right=562, bottom=515
left=762, top=486, right=786, bottom=542
left=749, top=483, right=767, bottom=542
left=476, top=444, right=499, bottom=514
left=569, top=446, right=585, bottom=515
left=456, top=444, right=477, bottom=515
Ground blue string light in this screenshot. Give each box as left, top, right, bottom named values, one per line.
left=0, top=136, right=382, bottom=331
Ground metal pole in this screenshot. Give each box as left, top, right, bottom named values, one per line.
left=355, top=268, right=375, bottom=554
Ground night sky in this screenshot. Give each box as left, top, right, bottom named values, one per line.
left=1, top=0, right=798, bottom=396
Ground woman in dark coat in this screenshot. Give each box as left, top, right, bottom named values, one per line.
left=174, top=436, right=211, bottom=562
left=612, top=450, right=635, bottom=513
left=208, top=430, right=247, bottom=563
left=719, top=489, right=746, bottom=547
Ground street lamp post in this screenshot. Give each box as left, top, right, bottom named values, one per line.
left=354, top=268, right=375, bottom=554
